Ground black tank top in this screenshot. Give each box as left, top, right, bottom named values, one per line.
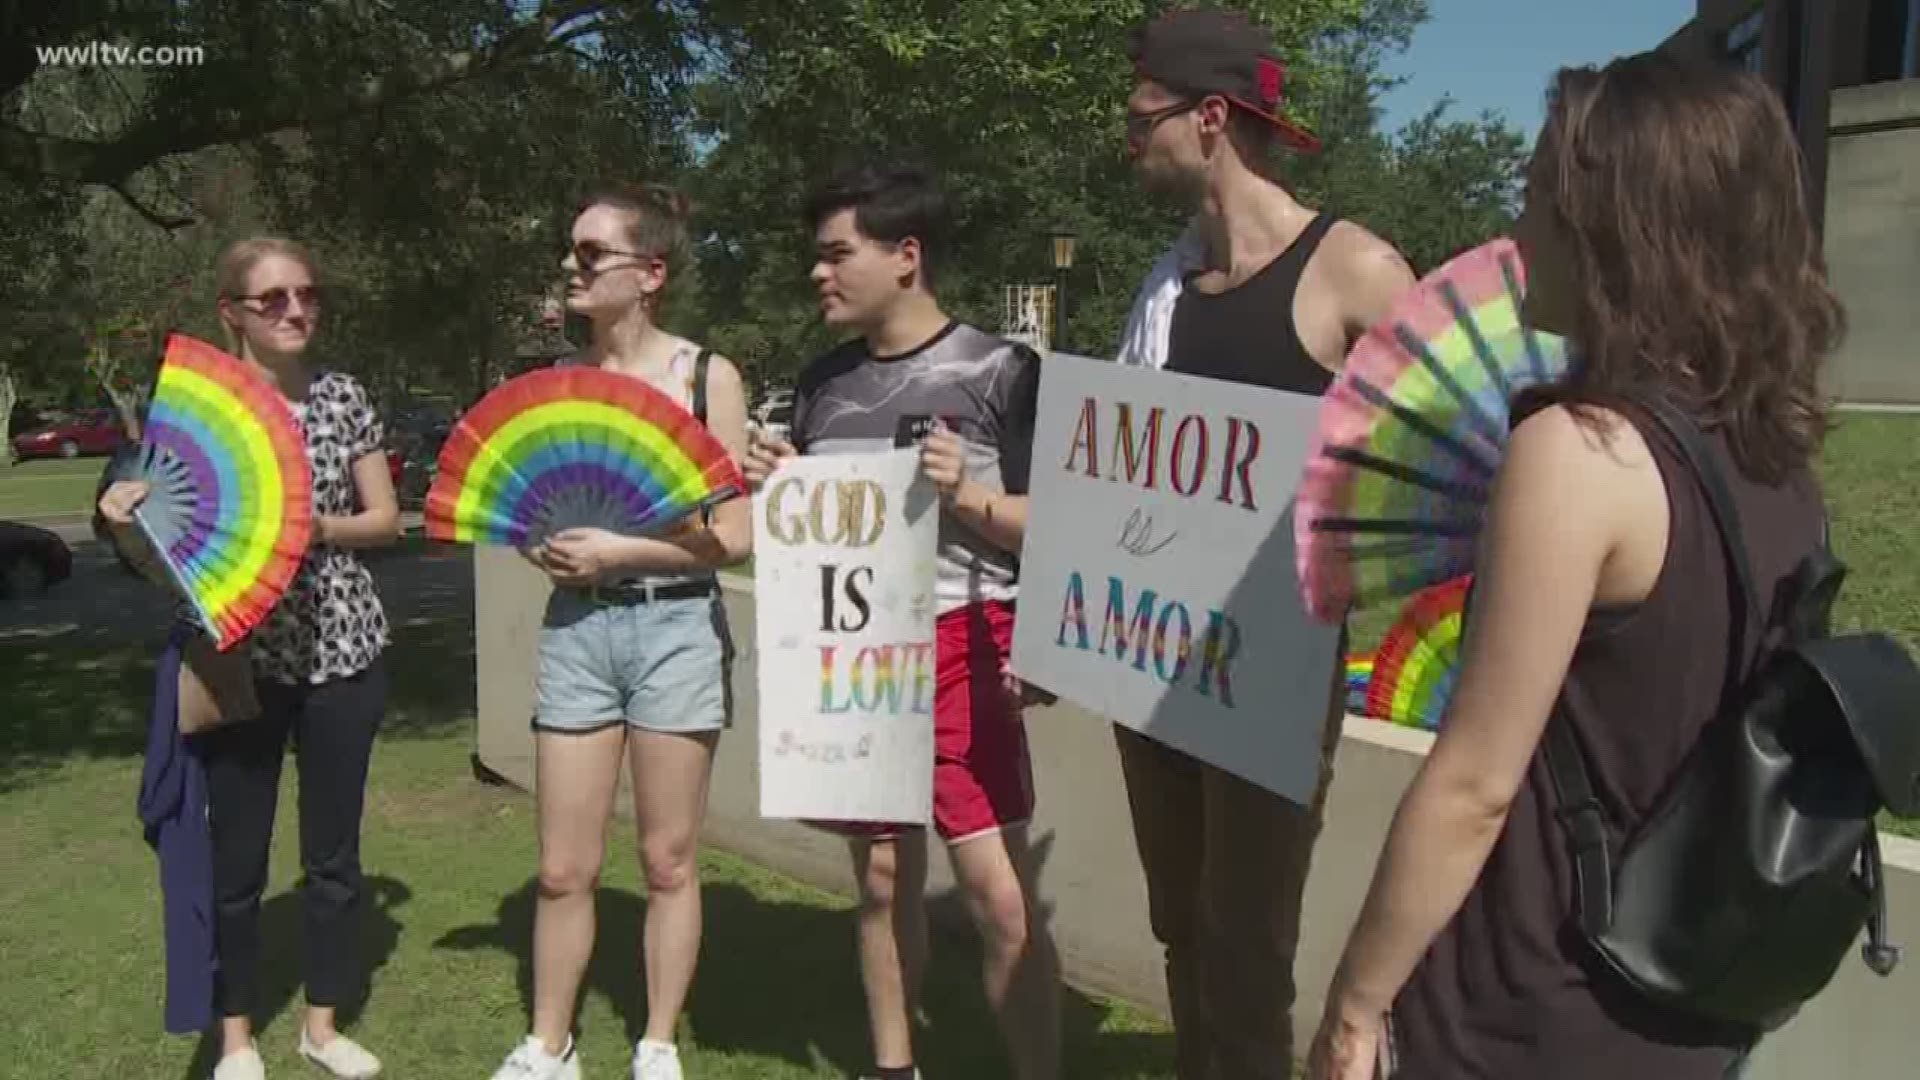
left=1163, top=212, right=1338, bottom=393
left=1389, top=399, right=1826, bottom=1079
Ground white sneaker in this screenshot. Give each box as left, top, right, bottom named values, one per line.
left=211, top=1048, right=265, bottom=1080
left=632, top=1039, right=684, bottom=1080
left=299, top=1029, right=382, bottom=1079
left=490, top=1036, right=582, bottom=1080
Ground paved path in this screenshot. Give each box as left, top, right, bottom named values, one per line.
left=0, top=527, right=469, bottom=647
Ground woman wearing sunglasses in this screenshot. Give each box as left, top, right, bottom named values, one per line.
left=98, top=238, right=400, bottom=1080
left=487, top=184, right=751, bottom=1080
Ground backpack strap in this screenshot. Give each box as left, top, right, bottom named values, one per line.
left=692, top=348, right=712, bottom=427
left=1543, top=711, right=1616, bottom=936
left=1541, top=395, right=1759, bottom=940
left=1635, top=398, right=1762, bottom=627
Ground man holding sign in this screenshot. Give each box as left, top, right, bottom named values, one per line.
left=745, top=160, right=1060, bottom=1080
left=1110, top=8, right=1416, bottom=1078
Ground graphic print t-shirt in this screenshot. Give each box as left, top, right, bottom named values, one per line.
left=789, top=321, right=1039, bottom=615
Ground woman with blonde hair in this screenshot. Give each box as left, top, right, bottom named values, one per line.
left=487, top=183, right=751, bottom=1080
left=100, top=237, right=400, bottom=1080
left=1308, top=52, right=1843, bottom=1080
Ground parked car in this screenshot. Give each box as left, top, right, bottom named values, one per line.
left=0, top=521, right=74, bottom=599
left=11, top=409, right=127, bottom=460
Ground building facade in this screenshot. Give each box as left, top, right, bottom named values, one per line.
left=1669, top=1, right=1920, bottom=405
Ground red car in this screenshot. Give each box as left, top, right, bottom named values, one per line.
left=11, top=409, right=127, bottom=460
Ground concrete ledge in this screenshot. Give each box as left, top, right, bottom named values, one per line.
left=476, top=549, right=1920, bottom=1076
left=1832, top=79, right=1920, bottom=132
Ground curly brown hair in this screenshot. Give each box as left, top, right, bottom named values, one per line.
left=1524, top=51, right=1844, bottom=483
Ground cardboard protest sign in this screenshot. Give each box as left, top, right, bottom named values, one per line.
left=1011, top=354, right=1339, bottom=806
left=754, top=448, right=940, bottom=822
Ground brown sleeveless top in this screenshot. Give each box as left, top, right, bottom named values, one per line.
left=1388, top=399, right=1825, bottom=1079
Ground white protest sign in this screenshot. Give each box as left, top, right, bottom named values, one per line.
left=1011, top=353, right=1339, bottom=806
left=754, top=448, right=940, bottom=823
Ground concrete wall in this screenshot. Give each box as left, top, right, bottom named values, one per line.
left=474, top=549, right=1920, bottom=1076
left=1825, top=80, right=1920, bottom=407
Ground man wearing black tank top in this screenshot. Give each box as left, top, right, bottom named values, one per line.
left=1113, top=10, right=1415, bottom=1079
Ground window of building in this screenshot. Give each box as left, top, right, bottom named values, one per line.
left=1724, top=4, right=1766, bottom=74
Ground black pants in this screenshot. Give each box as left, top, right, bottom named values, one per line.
left=197, top=658, right=386, bottom=1017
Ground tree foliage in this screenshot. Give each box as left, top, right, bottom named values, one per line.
left=2, top=0, right=1529, bottom=410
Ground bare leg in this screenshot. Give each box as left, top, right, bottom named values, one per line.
left=220, top=1017, right=253, bottom=1058
left=628, top=728, right=719, bottom=1043
left=949, top=826, right=1061, bottom=1080
left=851, top=833, right=930, bottom=1069
left=530, top=726, right=627, bottom=1052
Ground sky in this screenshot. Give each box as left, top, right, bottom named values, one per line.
left=1377, top=0, right=1698, bottom=139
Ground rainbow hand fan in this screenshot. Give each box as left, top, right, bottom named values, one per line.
left=426, top=365, right=745, bottom=548
left=132, top=334, right=313, bottom=651
left=1295, top=237, right=1570, bottom=622
left=1366, top=575, right=1472, bottom=731
left=1344, top=654, right=1375, bottom=716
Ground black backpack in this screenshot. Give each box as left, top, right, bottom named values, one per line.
left=1542, top=396, right=1920, bottom=1033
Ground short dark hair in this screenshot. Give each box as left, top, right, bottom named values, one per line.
left=804, top=160, right=949, bottom=284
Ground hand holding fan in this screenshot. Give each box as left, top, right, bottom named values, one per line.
left=426, top=365, right=745, bottom=548
left=1296, top=237, right=1570, bottom=622
left=132, top=334, right=314, bottom=651
left=1366, top=574, right=1472, bottom=731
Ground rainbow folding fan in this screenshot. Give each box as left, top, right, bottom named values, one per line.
left=132, top=334, right=314, bottom=651
left=1295, top=237, right=1570, bottom=623
left=426, top=365, right=746, bottom=548
left=1366, top=575, right=1472, bottom=731
left=1344, top=654, right=1375, bottom=716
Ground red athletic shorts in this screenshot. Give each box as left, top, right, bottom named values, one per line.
left=809, top=599, right=1035, bottom=844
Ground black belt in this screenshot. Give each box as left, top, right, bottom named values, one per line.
left=585, top=577, right=719, bottom=606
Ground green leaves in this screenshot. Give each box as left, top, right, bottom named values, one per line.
left=3, top=0, right=1527, bottom=406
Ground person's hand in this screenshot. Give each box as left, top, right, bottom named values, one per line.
left=97, top=480, right=150, bottom=528
left=543, top=527, right=625, bottom=587
left=1306, top=1001, right=1385, bottom=1080
left=919, top=421, right=968, bottom=501
left=518, top=543, right=553, bottom=573
left=744, top=429, right=796, bottom=491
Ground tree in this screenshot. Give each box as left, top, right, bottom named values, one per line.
left=682, top=0, right=1522, bottom=375
left=2, top=1, right=661, bottom=197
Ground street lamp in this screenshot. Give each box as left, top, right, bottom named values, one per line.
left=1050, top=230, right=1077, bottom=353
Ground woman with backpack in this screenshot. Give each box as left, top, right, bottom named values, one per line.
left=486, top=183, right=752, bottom=1080
left=1305, top=53, right=1843, bottom=1080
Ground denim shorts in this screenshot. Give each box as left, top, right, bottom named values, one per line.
left=533, top=584, right=734, bottom=735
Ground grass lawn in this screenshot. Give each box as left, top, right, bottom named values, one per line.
left=0, top=456, right=110, bottom=519
left=0, top=605, right=1174, bottom=1080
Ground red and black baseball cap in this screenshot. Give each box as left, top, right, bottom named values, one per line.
left=1129, top=7, right=1322, bottom=154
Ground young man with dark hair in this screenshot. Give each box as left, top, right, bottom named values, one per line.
left=743, top=160, right=1060, bottom=1080
left=1113, top=9, right=1417, bottom=1080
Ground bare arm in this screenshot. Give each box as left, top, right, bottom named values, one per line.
left=320, top=451, right=402, bottom=549
left=1319, top=408, right=1653, bottom=1029
left=1334, top=226, right=1418, bottom=363
left=946, top=486, right=1027, bottom=553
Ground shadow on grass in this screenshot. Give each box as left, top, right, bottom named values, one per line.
left=0, top=622, right=161, bottom=793
left=437, top=871, right=1174, bottom=1078
left=178, top=875, right=414, bottom=1080
left=0, top=606, right=474, bottom=795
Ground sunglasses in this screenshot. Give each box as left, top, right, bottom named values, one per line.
left=1125, top=100, right=1197, bottom=140
left=234, top=285, right=322, bottom=320
left=569, top=241, right=654, bottom=274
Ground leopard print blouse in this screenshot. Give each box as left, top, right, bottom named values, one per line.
left=250, top=370, right=391, bottom=685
